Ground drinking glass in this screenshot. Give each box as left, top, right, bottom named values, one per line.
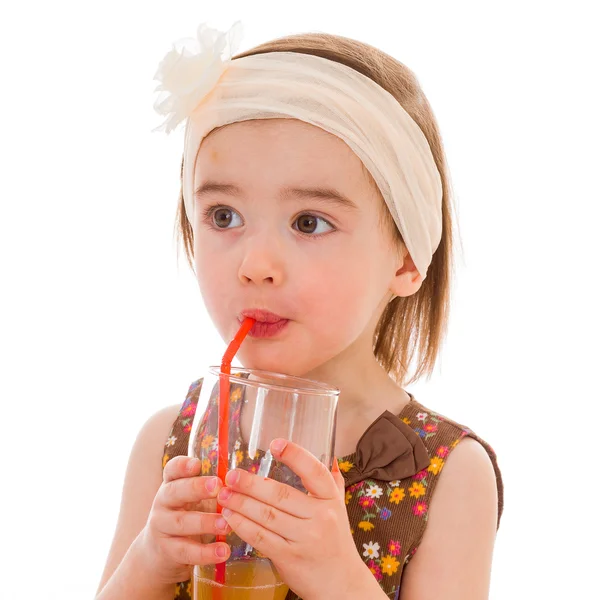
left=188, top=366, right=340, bottom=599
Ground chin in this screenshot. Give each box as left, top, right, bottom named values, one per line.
left=235, top=349, right=308, bottom=377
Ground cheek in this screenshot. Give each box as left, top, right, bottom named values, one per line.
left=299, top=244, right=378, bottom=309
left=293, top=250, right=379, bottom=340
left=195, top=245, right=234, bottom=327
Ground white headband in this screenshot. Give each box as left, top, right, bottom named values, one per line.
left=153, top=23, right=443, bottom=279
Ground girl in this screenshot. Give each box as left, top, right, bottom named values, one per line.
left=96, top=23, right=503, bottom=600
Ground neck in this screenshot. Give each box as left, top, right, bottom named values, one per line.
left=303, top=338, right=410, bottom=417
left=302, top=342, right=410, bottom=458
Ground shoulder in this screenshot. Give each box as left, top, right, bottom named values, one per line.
left=128, top=377, right=205, bottom=484
left=433, top=436, right=499, bottom=516
left=403, top=397, right=504, bottom=526
left=398, top=402, right=500, bottom=600
left=399, top=437, right=499, bottom=600
left=128, top=403, right=182, bottom=486
left=139, top=402, right=185, bottom=448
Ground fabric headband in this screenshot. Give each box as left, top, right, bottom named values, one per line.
left=153, top=23, right=443, bottom=279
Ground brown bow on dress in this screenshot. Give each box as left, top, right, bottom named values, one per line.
left=342, top=411, right=431, bottom=487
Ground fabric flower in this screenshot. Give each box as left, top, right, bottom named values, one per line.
left=367, top=559, right=383, bottom=582
left=379, top=508, right=392, bottom=520
left=428, top=456, right=445, bottom=475
left=409, top=482, right=426, bottom=498
left=363, top=541, right=381, bottom=559
left=359, top=496, right=376, bottom=510
left=152, top=21, right=243, bottom=133
left=388, top=540, right=401, bottom=556
left=358, top=521, right=375, bottom=532
left=202, top=434, right=215, bottom=448
left=389, top=487, right=406, bottom=505
left=381, top=555, right=400, bottom=576
left=412, top=501, right=428, bottom=517
left=366, top=484, right=384, bottom=499
left=182, top=402, right=196, bottom=417
left=338, top=460, right=354, bottom=473
left=165, top=435, right=177, bottom=447
left=416, top=412, right=428, bottom=421
left=413, top=469, right=428, bottom=480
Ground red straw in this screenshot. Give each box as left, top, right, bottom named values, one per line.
left=214, top=317, right=255, bottom=592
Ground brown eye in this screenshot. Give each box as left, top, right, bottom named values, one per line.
left=296, top=215, right=318, bottom=234
left=294, top=214, right=334, bottom=236
left=213, top=208, right=234, bottom=228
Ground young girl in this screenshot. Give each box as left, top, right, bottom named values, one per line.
left=96, top=23, right=503, bottom=600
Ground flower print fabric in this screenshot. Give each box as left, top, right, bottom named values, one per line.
left=164, top=379, right=504, bottom=599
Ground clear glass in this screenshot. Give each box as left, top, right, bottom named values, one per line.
left=188, top=367, right=340, bottom=599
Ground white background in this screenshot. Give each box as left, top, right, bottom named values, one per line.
left=1, top=1, right=589, bottom=598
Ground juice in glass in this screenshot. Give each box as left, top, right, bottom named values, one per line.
left=194, top=559, right=289, bottom=599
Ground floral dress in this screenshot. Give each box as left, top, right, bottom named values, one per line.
left=163, top=379, right=504, bottom=599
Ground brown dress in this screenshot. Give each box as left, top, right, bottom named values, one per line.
left=163, top=378, right=504, bottom=599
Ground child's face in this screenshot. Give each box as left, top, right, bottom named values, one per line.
left=193, top=118, right=408, bottom=376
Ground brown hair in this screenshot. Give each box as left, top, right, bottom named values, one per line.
left=174, top=32, right=458, bottom=387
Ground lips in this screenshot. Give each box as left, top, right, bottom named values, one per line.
left=239, top=309, right=290, bottom=338
left=240, top=309, right=287, bottom=324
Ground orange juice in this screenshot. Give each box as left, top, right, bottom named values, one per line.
left=194, top=559, right=289, bottom=600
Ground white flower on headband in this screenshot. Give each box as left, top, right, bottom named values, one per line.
left=152, top=21, right=243, bottom=134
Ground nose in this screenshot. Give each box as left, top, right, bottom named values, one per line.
left=237, top=233, right=285, bottom=286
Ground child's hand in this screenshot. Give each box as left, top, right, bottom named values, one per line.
left=136, top=456, right=231, bottom=585
left=217, top=440, right=371, bottom=599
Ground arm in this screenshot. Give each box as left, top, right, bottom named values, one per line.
left=95, top=403, right=182, bottom=599
left=399, top=438, right=499, bottom=600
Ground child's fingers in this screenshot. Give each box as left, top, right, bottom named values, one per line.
left=222, top=469, right=313, bottom=519
left=269, top=439, right=337, bottom=500
left=220, top=509, right=284, bottom=560
left=166, top=537, right=230, bottom=566
left=152, top=508, right=230, bottom=537
left=158, top=474, right=223, bottom=509
left=163, top=456, right=201, bottom=483
left=331, top=457, right=346, bottom=495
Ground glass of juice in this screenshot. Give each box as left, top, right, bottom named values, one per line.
left=188, top=367, right=340, bottom=599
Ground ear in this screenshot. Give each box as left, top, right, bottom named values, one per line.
left=389, top=250, right=423, bottom=298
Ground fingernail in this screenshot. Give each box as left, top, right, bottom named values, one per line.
left=205, top=478, right=219, bottom=493
left=216, top=545, right=228, bottom=558
left=222, top=508, right=233, bottom=519
left=218, top=487, right=232, bottom=501
left=189, top=458, right=200, bottom=471
left=270, top=439, right=287, bottom=455
left=215, top=517, right=227, bottom=530
left=226, top=470, right=239, bottom=486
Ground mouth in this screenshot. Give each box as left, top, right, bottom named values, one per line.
left=239, top=309, right=290, bottom=338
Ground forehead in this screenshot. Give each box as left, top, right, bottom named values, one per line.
left=195, top=118, right=366, bottom=183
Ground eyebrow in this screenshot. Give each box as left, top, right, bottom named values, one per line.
left=194, top=182, right=359, bottom=212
